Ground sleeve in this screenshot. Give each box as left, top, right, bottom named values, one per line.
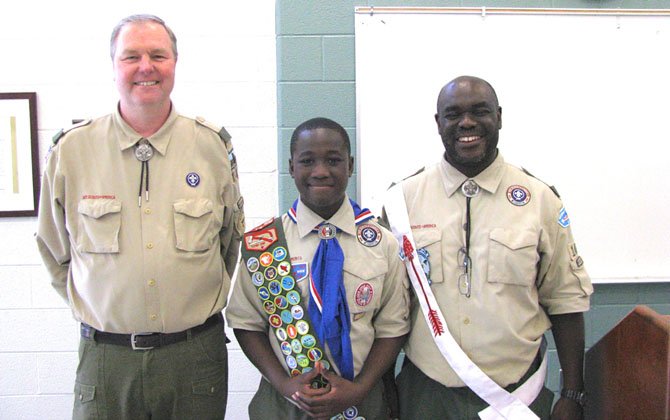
left=219, top=138, right=245, bottom=279
left=35, top=146, right=70, bottom=302
left=537, top=198, right=593, bottom=315
left=225, top=258, right=268, bottom=332
left=372, top=229, right=411, bottom=338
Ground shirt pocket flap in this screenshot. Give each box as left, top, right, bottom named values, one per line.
left=173, top=198, right=213, bottom=218
left=489, top=228, right=536, bottom=251
left=343, top=257, right=387, bottom=280
left=77, top=199, right=121, bottom=219
left=413, top=228, right=441, bottom=248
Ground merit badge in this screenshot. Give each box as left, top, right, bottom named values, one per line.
left=417, top=247, right=431, bottom=285
left=558, top=207, right=571, bottom=228
left=244, top=228, right=278, bottom=252
left=286, top=290, right=301, bottom=305
left=275, top=328, right=287, bottom=341
left=246, top=257, right=260, bottom=273
left=291, top=339, right=303, bottom=354
left=291, top=305, right=304, bottom=320
left=295, top=320, right=309, bottom=335
left=281, top=276, right=295, bottom=291
left=344, top=407, right=358, bottom=420
left=273, top=247, right=287, bottom=262
left=259, top=252, right=274, bottom=267
left=297, top=354, right=309, bottom=368
left=357, top=224, right=382, bottom=247
left=264, top=266, right=278, bottom=281
left=308, top=348, right=323, bottom=362
left=285, top=355, right=298, bottom=369
left=269, top=314, right=282, bottom=328
left=280, top=341, right=292, bottom=355
left=277, top=261, right=292, bottom=276
left=321, top=360, right=331, bottom=370
left=185, top=172, right=200, bottom=187
left=263, top=301, right=276, bottom=315
left=292, top=263, right=309, bottom=282
left=287, top=324, right=298, bottom=339
left=301, top=334, right=316, bottom=348
left=258, top=287, right=270, bottom=301
left=461, top=179, right=480, bottom=197
left=274, top=296, right=288, bottom=309
left=281, top=309, right=293, bottom=324
left=291, top=369, right=302, bottom=377
left=318, top=223, right=336, bottom=239
left=507, top=185, right=531, bottom=206
left=252, top=272, right=264, bottom=287
left=268, top=281, right=282, bottom=296
left=355, top=282, right=374, bottom=307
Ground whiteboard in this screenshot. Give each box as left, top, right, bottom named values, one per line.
left=355, top=8, right=670, bottom=283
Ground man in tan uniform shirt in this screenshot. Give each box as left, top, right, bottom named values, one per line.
left=386, top=76, right=592, bottom=420
left=35, top=15, right=244, bottom=419
left=227, top=117, right=409, bottom=419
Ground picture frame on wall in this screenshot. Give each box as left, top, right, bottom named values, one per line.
left=0, top=92, right=39, bottom=217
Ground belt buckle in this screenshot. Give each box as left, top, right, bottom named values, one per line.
left=131, top=332, right=155, bottom=350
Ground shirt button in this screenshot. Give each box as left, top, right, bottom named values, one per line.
left=144, top=208, right=152, bottom=215
left=463, top=317, right=470, bottom=325
left=146, top=242, right=154, bottom=249
left=148, top=279, right=155, bottom=286
left=150, top=314, right=157, bottom=321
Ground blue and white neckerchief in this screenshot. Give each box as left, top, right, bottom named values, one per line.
left=287, top=198, right=374, bottom=380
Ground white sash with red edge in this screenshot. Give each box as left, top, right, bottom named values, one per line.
left=384, top=184, right=546, bottom=420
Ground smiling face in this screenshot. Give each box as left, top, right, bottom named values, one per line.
left=112, top=21, right=176, bottom=116
left=289, top=127, right=353, bottom=220
left=435, top=76, right=502, bottom=177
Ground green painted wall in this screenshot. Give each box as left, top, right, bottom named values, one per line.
left=275, top=0, right=670, bottom=402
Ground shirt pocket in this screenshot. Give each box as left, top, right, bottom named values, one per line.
left=487, top=228, right=539, bottom=287
left=344, top=257, right=387, bottom=315
left=413, top=228, right=444, bottom=284
left=173, top=198, right=215, bottom=252
left=76, top=199, right=122, bottom=253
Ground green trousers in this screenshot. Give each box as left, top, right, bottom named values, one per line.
left=73, top=322, right=228, bottom=420
left=397, top=358, right=554, bottom=420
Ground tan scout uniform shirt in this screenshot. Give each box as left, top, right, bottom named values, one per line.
left=36, top=107, right=244, bottom=334
left=398, top=154, right=592, bottom=388
left=226, top=197, right=410, bottom=377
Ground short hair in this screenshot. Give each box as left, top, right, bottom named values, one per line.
left=110, top=14, right=178, bottom=60
left=290, top=117, right=351, bottom=156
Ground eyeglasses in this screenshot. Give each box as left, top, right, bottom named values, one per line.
left=457, top=247, right=472, bottom=298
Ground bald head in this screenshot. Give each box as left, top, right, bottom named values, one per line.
left=437, top=76, right=499, bottom=112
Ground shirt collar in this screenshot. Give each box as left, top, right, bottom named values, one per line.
left=295, top=195, right=357, bottom=239
left=114, top=104, right=178, bottom=156
left=439, top=152, right=505, bottom=197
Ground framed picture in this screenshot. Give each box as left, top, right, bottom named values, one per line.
left=0, top=92, right=39, bottom=217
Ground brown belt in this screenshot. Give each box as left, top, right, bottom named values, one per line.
left=80, top=313, right=223, bottom=350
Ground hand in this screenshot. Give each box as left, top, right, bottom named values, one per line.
left=291, top=363, right=367, bottom=419
left=275, top=366, right=330, bottom=403
left=550, top=396, right=583, bottom=420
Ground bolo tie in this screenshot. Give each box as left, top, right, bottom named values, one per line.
left=460, top=179, right=480, bottom=298
left=134, top=138, right=153, bottom=207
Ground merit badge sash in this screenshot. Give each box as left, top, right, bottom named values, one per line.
left=242, top=217, right=366, bottom=420
left=384, top=184, right=546, bottom=420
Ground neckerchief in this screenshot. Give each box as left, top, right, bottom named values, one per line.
left=287, top=198, right=373, bottom=380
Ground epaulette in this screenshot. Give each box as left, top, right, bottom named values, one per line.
left=51, top=119, right=92, bottom=145
left=195, top=116, right=232, bottom=150
left=521, top=167, right=560, bottom=198
left=386, top=166, right=426, bottom=190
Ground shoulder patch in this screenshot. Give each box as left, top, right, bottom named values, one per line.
left=51, top=119, right=92, bottom=145
left=521, top=167, right=560, bottom=198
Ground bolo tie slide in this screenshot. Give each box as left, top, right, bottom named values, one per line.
left=134, top=138, right=153, bottom=207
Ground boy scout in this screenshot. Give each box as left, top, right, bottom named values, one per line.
left=226, top=117, right=409, bottom=419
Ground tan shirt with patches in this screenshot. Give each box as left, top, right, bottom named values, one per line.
left=395, top=154, right=592, bottom=388
left=226, top=197, right=410, bottom=377
left=36, top=107, right=244, bottom=333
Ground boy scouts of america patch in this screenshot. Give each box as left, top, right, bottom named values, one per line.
left=291, top=262, right=309, bottom=282
left=507, top=185, right=531, bottom=206
left=356, top=224, right=381, bottom=247
left=558, top=207, right=571, bottom=228
left=355, top=282, right=374, bottom=307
